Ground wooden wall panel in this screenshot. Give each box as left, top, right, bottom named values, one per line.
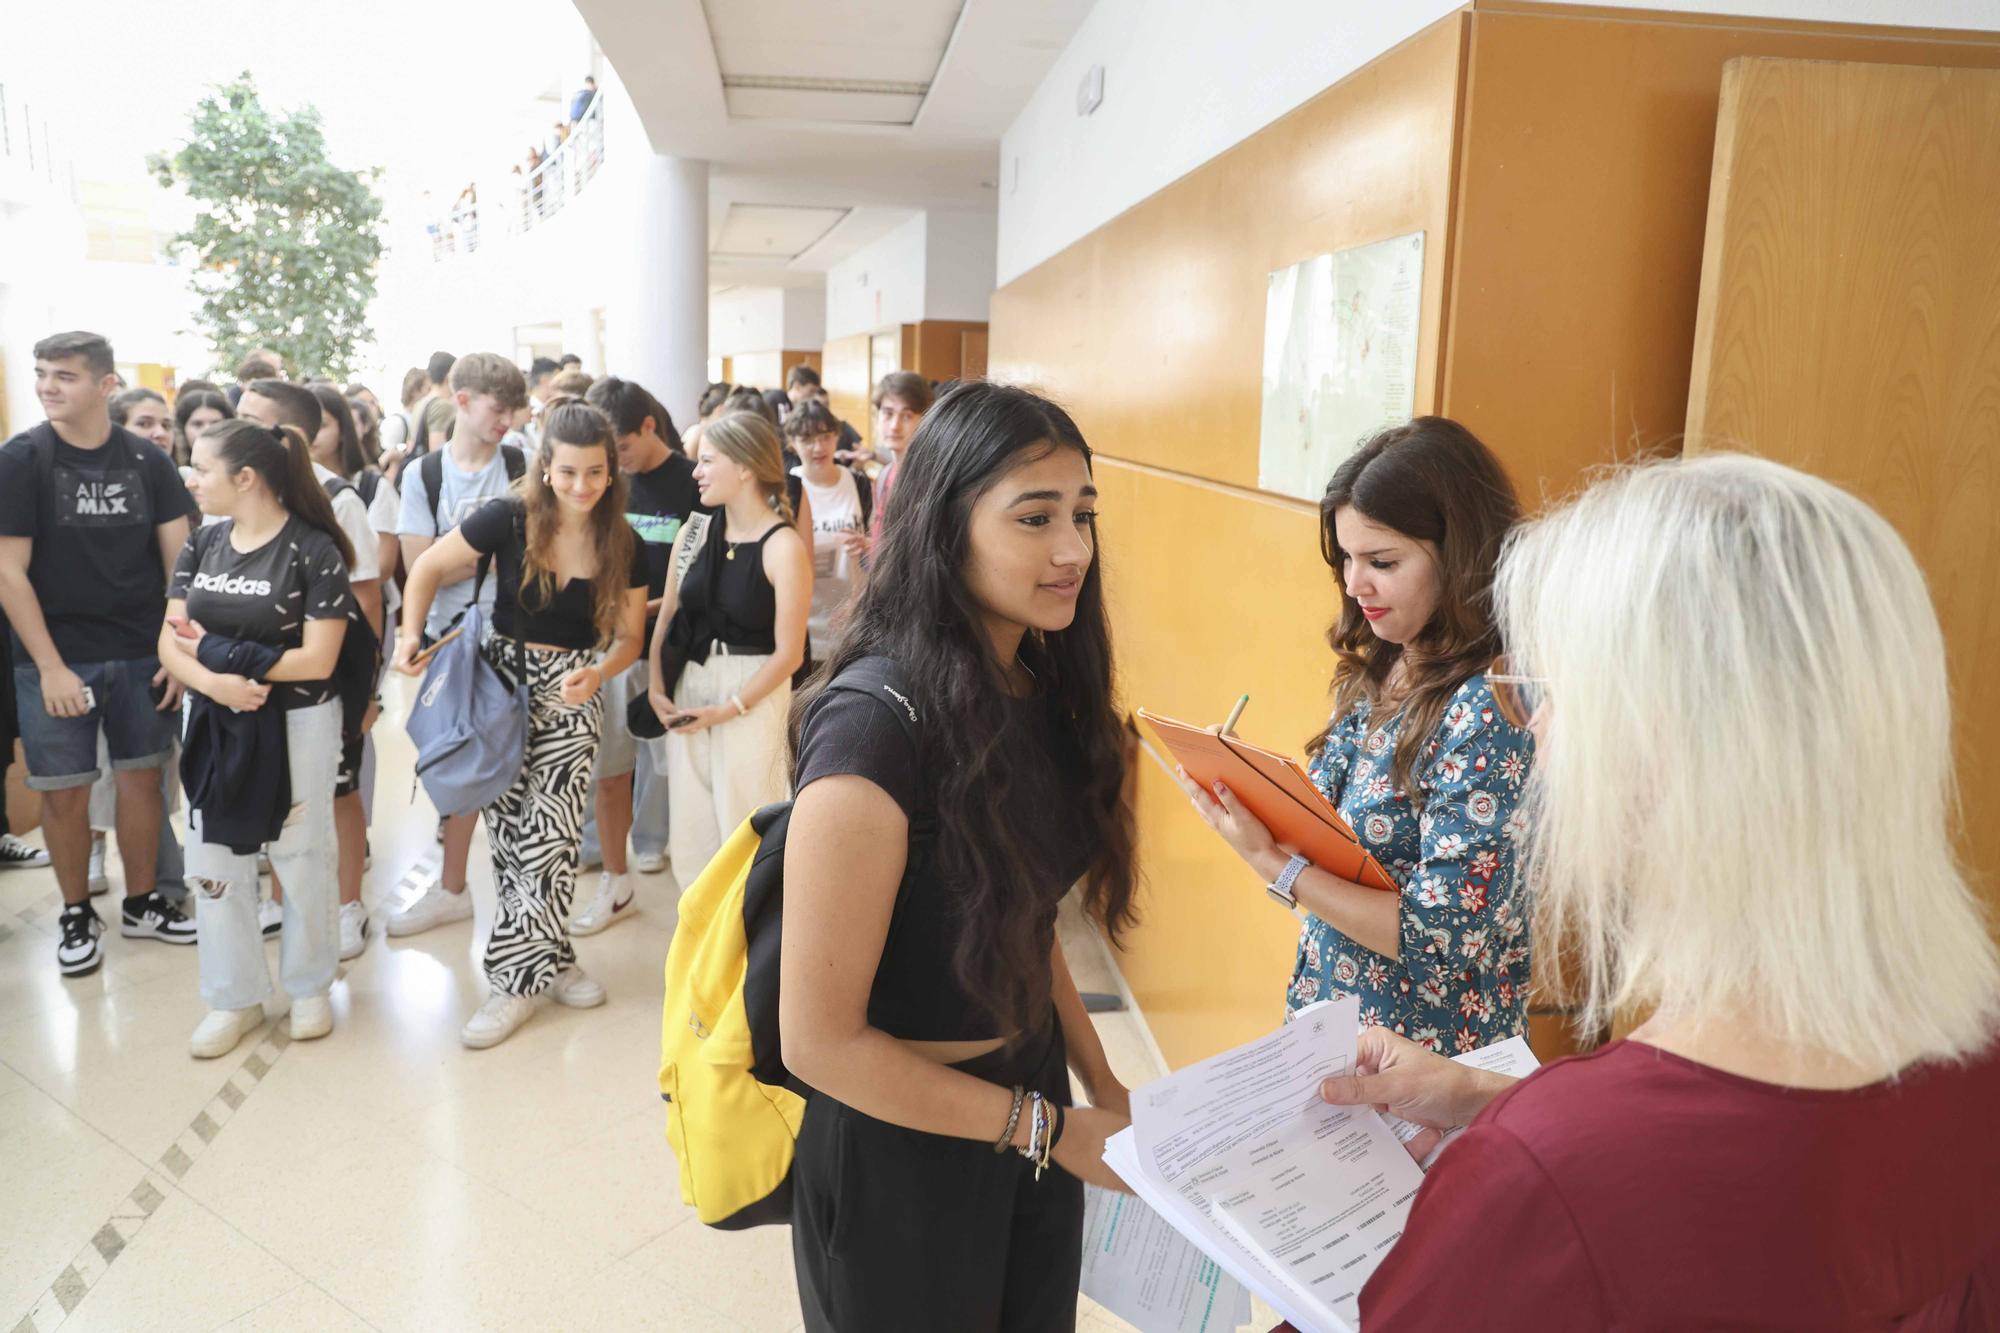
left=1095, top=460, right=1340, bottom=1058
left=1444, top=3, right=2000, bottom=489
left=991, top=2, right=2000, bottom=1071
left=821, top=333, right=872, bottom=449
left=991, top=14, right=1467, bottom=493
left=1685, top=56, right=2000, bottom=911
left=909, top=320, right=989, bottom=382
left=780, top=349, right=821, bottom=383
left=991, top=15, right=1468, bottom=1067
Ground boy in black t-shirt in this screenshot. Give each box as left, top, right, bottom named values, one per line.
left=0, top=331, right=202, bottom=976
left=571, top=376, right=704, bottom=933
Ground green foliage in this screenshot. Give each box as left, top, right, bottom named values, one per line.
left=149, top=74, right=384, bottom=381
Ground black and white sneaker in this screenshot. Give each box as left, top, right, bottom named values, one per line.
left=57, top=904, right=104, bottom=976
left=121, top=893, right=198, bottom=945
left=0, top=834, right=50, bottom=869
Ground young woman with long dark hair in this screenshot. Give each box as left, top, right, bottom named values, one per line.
left=780, top=381, right=1138, bottom=1330
left=1177, top=417, right=1535, bottom=1051
left=162, top=419, right=354, bottom=1058
left=172, top=390, right=234, bottom=470
left=109, top=387, right=174, bottom=454
left=394, top=401, right=646, bottom=1049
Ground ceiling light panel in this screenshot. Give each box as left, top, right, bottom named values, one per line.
left=712, top=203, right=851, bottom=260
left=702, top=0, right=966, bottom=123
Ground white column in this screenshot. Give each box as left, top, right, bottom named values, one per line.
left=609, top=153, right=709, bottom=431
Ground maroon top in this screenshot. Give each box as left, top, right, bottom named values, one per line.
left=1360, top=1038, right=2000, bottom=1331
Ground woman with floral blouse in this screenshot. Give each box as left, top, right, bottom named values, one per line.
left=1178, top=417, right=1534, bottom=1052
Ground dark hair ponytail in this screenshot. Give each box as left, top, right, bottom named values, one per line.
left=207, top=419, right=356, bottom=569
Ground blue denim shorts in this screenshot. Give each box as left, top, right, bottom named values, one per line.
left=12, top=658, right=176, bottom=791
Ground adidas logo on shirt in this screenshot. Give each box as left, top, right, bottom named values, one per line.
left=191, top=571, right=274, bottom=596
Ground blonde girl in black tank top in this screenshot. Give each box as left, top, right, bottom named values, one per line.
left=647, top=410, right=811, bottom=888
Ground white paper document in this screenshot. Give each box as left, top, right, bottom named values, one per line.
left=1080, top=1185, right=1252, bottom=1333
left=1382, top=1035, right=1541, bottom=1169
left=1101, top=1003, right=1540, bottom=1333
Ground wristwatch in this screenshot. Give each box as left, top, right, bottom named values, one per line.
left=1267, top=853, right=1311, bottom=909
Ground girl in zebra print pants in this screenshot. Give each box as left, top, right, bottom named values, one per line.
left=394, top=398, right=650, bottom=1050
left=481, top=643, right=603, bottom=996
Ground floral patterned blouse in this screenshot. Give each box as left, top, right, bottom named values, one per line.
left=1285, top=674, right=1535, bottom=1053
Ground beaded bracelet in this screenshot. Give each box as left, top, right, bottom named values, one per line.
left=994, top=1084, right=1026, bottom=1154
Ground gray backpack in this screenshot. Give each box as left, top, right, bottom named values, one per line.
left=404, top=562, right=528, bottom=816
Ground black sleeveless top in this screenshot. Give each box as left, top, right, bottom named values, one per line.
left=666, top=517, right=780, bottom=661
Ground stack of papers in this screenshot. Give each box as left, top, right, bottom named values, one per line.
left=1092, top=998, right=1538, bottom=1333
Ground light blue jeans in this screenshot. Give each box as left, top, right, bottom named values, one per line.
left=187, top=700, right=341, bottom=1010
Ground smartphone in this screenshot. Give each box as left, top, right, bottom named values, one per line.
left=668, top=712, right=700, bottom=729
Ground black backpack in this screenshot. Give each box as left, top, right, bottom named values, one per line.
left=316, top=474, right=385, bottom=733
left=420, top=444, right=526, bottom=529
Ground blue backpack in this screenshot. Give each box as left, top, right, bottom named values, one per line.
left=404, top=559, right=528, bottom=816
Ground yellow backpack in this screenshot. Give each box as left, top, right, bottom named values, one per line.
left=658, top=657, right=921, bottom=1229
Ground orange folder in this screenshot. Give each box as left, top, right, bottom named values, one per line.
left=1136, top=708, right=1400, bottom=894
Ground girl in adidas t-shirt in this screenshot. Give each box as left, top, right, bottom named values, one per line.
left=161, top=420, right=354, bottom=1060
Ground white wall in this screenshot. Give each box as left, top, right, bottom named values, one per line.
left=826, top=213, right=927, bottom=341
left=709, top=287, right=787, bottom=356
left=923, top=209, right=999, bottom=324
left=825, top=208, right=997, bottom=340
left=998, top=0, right=2000, bottom=286
left=781, top=286, right=826, bottom=350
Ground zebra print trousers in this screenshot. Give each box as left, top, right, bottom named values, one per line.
left=481, top=642, right=603, bottom=996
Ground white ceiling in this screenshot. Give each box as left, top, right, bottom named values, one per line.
left=575, top=0, right=1092, bottom=287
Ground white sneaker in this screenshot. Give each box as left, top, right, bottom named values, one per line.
left=190, top=1005, right=264, bottom=1059
left=87, top=832, right=110, bottom=896
left=258, top=895, right=282, bottom=938
left=0, top=833, right=50, bottom=869
left=386, top=879, right=473, bottom=938
left=289, top=993, right=333, bottom=1041
left=338, top=901, right=369, bottom=961
left=569, top=872, right=635, bottom=937
left=460, top=992, right=538, bottom=1049
left=551, top=966, right=606, bottom=1008
left=632, top=849, right=667, bottom=875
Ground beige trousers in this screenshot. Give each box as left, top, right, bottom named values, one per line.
left=663, top=652, right=790, bottom=889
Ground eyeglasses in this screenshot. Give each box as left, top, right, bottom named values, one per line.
left=1487, top=655, right=1547, bottom=729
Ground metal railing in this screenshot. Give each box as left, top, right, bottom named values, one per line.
left=427, top=92, right=607, bottom=262
left=519, top=91, right=606, bottom=232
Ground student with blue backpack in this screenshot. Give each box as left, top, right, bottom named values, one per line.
left=777, top=382, right=1139, bottom=1330
left=394, top=401, right=647, bottom=1050
left=386, top=354, right=529, bottom=940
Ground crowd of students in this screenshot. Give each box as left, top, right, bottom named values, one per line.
left=0, top=330, right=901, bottom=1056
left=3, top=326, right=1995, bottom=1328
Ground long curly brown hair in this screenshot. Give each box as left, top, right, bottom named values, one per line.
left=1310, top=417, right=1522, bottom=803
left=517, top=401, right=634, bottom=647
